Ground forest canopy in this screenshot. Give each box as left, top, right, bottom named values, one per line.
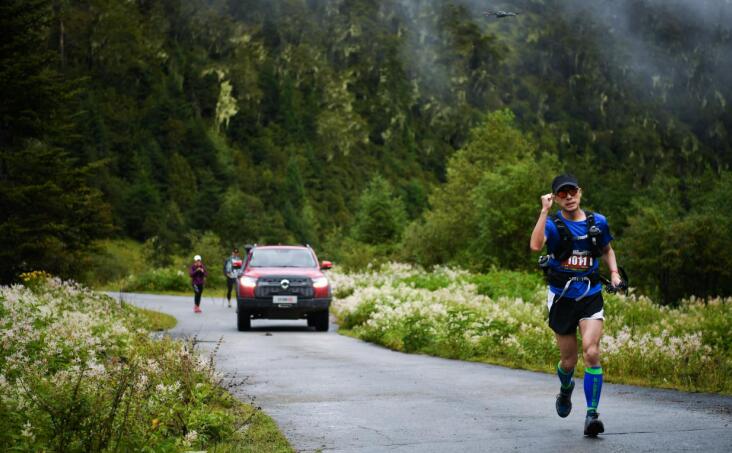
left=1, top=0, right=731, bottom=304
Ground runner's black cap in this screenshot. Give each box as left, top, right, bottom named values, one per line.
left=552, top=174, right=579, bottom=194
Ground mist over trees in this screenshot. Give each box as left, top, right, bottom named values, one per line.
left=2, top=0, right=731, bottom=303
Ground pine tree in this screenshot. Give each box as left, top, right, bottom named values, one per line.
left=352, top=175, right=407, bottom=245
left=0, top=0, right=111, bottom=283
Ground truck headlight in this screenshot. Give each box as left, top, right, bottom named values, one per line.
left=312, top=277, right=329, bottom=289
left=239, top=276, right=258, bottom=288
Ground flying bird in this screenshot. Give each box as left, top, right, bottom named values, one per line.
left=483, top=10, right=520, bottom=19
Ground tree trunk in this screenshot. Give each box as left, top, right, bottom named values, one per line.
left=54, top=1, right=65, bottom=68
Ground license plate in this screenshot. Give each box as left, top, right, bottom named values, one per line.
left=273, top=295, right=297, bottom=304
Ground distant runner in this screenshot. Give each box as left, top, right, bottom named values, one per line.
left=189, top=255, right=208, bottom=313
left=224, top=247, right=244, bottom=308
left=529, top=174, right=623, bottom=437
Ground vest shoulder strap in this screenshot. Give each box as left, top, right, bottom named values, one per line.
left=586, top=211, right=596, bottom=227
left=551, top=211, right=602, bottom=259
left=584, top=211, right=604, bottom=258
left=554, top=211, right=597, bottom=234
left=552, top=212, right=567, bottom=230
left=552, top=213, right=572, bottom=239
left=550, top=213, right=573, bottom=260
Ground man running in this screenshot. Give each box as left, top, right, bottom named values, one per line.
left=529, top=174, right=622, bottom=437
left=224, top=247, right=244, bottom=308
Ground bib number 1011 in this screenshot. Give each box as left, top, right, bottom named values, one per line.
left=561, top=255, right=593, bottom=270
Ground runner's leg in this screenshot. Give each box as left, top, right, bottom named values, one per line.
left=579, top=319, right=603, bottom=411
left=580, top=318, right=605, bottom=436
left=549, top=290, right=579, bottom=418
left=227, top=278, right=234, bottom=301
left=554, top=332, right=578, bottom=417
left=194, top=285, right=203, bottom=306
left=555, top=333, right=579, bottom=375
left=193, top=284, right=202, bottom=312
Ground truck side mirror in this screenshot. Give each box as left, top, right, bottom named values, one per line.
left=320, top=261, right=332, bottom=270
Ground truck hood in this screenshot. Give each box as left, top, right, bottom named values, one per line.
left=244, top=267, right=323, bottom=278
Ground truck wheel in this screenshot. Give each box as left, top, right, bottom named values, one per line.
left=310, top=310, right=329, bottom=332
left=237, top=309, right=251, bottom=331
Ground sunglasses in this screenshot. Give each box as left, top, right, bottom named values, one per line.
left=555, top=187, right=579, bottom=199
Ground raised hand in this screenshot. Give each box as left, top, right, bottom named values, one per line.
left=541, top=193, right=554, bottom=212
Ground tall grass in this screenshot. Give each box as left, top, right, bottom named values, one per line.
left=134, top=306, right=178, bottom=331
left=331, top=263, right=732, bottom=394
left=80, top=239, right=148, bottom=287
left=0, top=273, right=292, bottom=451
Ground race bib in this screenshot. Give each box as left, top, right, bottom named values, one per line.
left=561, top=254, right=594, bottom=271
left=232, top=259, right=243, bottom=269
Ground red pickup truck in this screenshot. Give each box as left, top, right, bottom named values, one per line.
left=236, top=245, right=332, bottom=331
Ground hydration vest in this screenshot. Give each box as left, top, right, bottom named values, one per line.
left=540, top=211, right=604, bottom=294
left=550, top=211, right=604, bottom=261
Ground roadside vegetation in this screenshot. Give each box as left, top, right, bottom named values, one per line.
left=0, top=272, right=292, bottom=452
left=92, top=234, right=229, bottom=296
left=331, top=263, right=732, bottom=395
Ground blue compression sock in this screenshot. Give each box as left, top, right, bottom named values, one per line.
left=584, top=366, right=603, bottom=412
left=557, top=361, right=574, bottom=389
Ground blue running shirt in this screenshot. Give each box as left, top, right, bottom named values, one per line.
left=545, top=211, right=613, bottom=299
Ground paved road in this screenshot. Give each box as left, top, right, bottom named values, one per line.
left=120, top=292, right=732, bottom=453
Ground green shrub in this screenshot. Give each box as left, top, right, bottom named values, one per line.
left=80, top=239, right=147, bottom=287
left=618, top=173, right=732, bottom=305
left=332, top=263, right=732, bottom=393
left=83, top=237, right=235, bottom=292
left=187, top=230, right=228, bottom=271
left=322, top=236, right=399, bottom=272
left=352, top=175, right=407, bottom=245
left=399, top=274, right=452, bottom=291
left=472, top=154, right=558, bottom=270
left=0, top=278, right=292, bottom=451
left=341, top=299, right=378, bottom=330
left=120, top=267, right=191, bottom=292
left=400, top=313, right=437, bottom=353
left=467, top=270, right=544, bottom=302
left=401, top=110, right=540, bottom=268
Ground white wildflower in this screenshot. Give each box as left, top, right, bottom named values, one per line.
left=184, top=430, right=198, bottom=443
left=21, top=421, right=34, bottom=439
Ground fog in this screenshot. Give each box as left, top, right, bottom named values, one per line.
left=222, top=0, right=732, bottom=111
left=547, top=0, right=732, bottom=96
left=387, top=0, right=732, bottom=110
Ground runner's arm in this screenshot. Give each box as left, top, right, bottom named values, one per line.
left=601, top=244, right=622, bottom=287
left=530, top=193, right=554, bottom=251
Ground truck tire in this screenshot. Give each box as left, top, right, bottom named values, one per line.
left=237, top=309, right=251, bottom=331
left=309, top=310, right=329, bottom=332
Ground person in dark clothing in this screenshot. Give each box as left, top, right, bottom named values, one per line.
left=223, top=247, right=244, bottom=308
left=189, top=254, right=208, bottom=313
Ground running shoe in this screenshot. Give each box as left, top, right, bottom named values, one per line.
left=584, top=411, right=604, bottom=437
left=555, top=380, right=574, bottom=418
left=194, top=305, right=202, bottom=313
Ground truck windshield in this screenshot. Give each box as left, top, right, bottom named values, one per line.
left=248, top=249, right=317, bottom=268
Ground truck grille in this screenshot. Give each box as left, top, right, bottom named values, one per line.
left=255, top=277, right=313, bottom=298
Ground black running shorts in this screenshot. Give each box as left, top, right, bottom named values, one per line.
left=547, top=291, right=604, bottom=335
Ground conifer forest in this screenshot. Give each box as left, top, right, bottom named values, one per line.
left=2, top=0, right=732, bottom=304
